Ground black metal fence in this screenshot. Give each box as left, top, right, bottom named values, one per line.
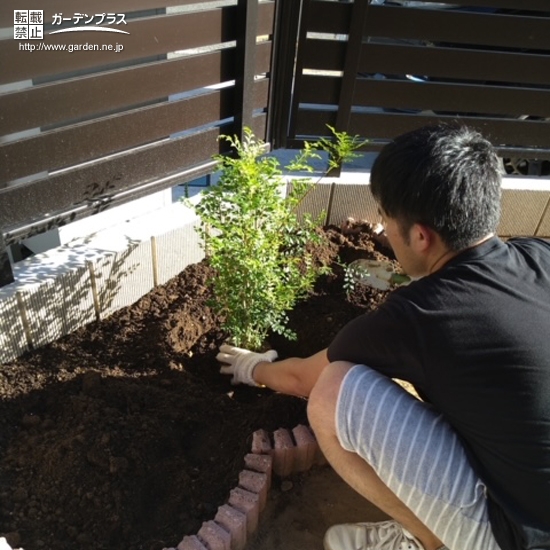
left=271, top=0, right=550, bottom=166
left=0, top=0, right=276, bottom=285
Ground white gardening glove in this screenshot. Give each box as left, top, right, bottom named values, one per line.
left=217, top=344, right=278, bottom=386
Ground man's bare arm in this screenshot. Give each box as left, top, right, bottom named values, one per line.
left=253, top=348, right=329, bottom=397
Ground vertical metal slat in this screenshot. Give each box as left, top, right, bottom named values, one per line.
left=234, top=0, right=260, bottom=140
left=267, top=0, right=304, bottom=149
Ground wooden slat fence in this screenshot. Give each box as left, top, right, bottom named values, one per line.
left=272, top=0, right=550, bottom=168
left=2, top=0, right=550, bottom=289
left=0, top=0, right=276, bottom=286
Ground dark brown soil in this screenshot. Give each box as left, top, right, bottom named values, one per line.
left=0, top=224, right=395, bottom=550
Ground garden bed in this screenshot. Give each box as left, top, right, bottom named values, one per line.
left=0, top=223, right=394, bottom=550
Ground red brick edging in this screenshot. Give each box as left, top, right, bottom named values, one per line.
left=168, top=424, right=326, bottom=550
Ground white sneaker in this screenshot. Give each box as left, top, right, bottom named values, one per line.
left=323, top=520, right=426, bottom=550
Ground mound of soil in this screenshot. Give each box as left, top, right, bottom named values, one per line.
left=0, top=224, right=395, bottom=550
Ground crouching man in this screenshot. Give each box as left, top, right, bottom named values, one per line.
left=217, top=124, right=550, bottom=550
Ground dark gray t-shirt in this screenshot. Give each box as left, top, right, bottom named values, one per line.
left=328, top=237, right=550, bottom=550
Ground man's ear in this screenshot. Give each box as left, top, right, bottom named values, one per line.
left=409, top=223, right=435, bottom=254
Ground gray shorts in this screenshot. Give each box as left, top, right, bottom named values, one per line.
left=335, top=364, right=502, bottom=550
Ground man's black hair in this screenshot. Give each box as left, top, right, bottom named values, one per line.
left=370, top=124, right=502, bottom=251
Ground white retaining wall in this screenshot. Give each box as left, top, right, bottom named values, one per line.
left=0, top=197, right=204, bottom=363
left=1, top=169, right=549, bottom=364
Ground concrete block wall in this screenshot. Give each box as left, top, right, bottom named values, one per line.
left=1, top=169, right=549, bottom=364
left=499, top=182, right=550, bottom=237
left=290, top=170, right=550, bottom=238
left=0, top=287, right=28, bottom=360
left=0, top=199, right=204, bottom=364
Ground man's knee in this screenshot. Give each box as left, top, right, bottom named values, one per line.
left=307, top=361, right=356, bottom=434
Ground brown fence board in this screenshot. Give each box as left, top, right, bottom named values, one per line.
left=302, top=38, right=550, bottom=83
left=1, top=0, right=222, bottom=28
left=302, top=1, right=550, bottom=38
left=285, top=135, right=550, bottom=161
left=302, top=0, right=550, bottom=34
left=0, top=114, right=267, bottom=231
left=367, top=6, right=550, bottom=51
left=295, top=109, right=550, bottom=150
left=301, top=75, right=340, bottom=105
left=297, top=73, right=550, bottom=119
left=348, top=113, right=550, bottom=151
left=294, top=109, right=337, bottom=137
left=2, top=3, right=275, bottom=84
left=0, top=42, right=272, bottom=136
left=354, top=79, right=550, bottom=119
left=375, top=0, right=550, bottom=9
left=306, top=1, right=351, bottom=35
left=302, top=38, right=346, bottom=71
left=4, top=11, right=229, bottom=85
left=0, top=79, right=269, bottom=184
left=360, top=43, right=550, bottom=87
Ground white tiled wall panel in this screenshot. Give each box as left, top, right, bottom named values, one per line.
left=289, top=181, right=332, bottom=225
left=0, top=288, right=28, bottom=363
left=2, top=172, right=549, bottom=363
left=498, top=189, right=550, bottom=237
left=19, top=265, right=96, bottom=348
left=19, top=280, right=65, bottom=349
left=329, top=183, right=379, bottom=226
left=535, top=201, right=550, bottom=238
left=91, top=240, right=155, bottom=320
left=155, top=222, right=205, bottom=286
